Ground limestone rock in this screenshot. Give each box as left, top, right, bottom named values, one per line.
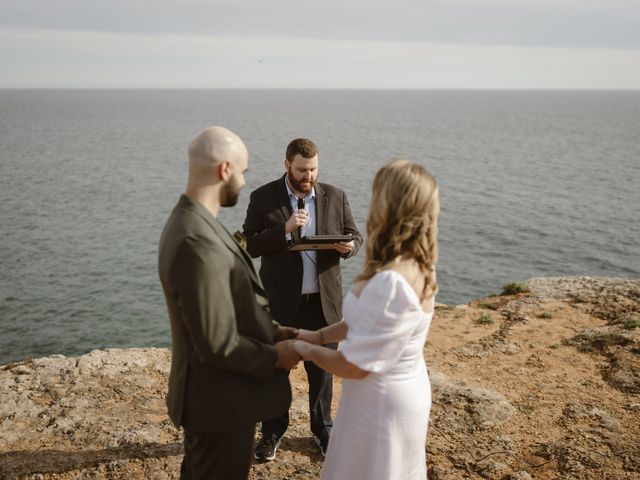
left=430, top=372, right=516, bottom=430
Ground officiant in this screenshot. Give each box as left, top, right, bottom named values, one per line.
left=242, top=137, right=362, bottom=462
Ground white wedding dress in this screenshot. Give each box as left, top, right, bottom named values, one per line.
left=321, top=270, right=434, bottom=480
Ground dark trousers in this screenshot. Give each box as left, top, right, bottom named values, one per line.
left=261, top=293, right=335, bottom=443
left=180, top=425, right=255, bottom=480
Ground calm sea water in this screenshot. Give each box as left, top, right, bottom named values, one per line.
left=1, top=90, right=638, bottom=364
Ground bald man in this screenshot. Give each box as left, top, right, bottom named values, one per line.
left=158, top=126, right=300, bottom=480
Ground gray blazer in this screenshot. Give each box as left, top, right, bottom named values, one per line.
left=158, top=195, right=291, bottom=432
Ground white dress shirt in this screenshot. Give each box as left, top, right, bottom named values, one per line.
left=285, top=179, right=319, bottom=294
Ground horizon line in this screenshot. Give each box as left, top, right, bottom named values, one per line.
left=2, top=87, right=639, bottom=92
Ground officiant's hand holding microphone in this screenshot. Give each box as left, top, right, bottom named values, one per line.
left=285, top=198, right=308, bottom=234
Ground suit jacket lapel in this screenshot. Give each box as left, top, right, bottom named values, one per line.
left=185, top=196, right=267, bottom=296
left=211, top=219, right=266, bottom=295
left=315, top=183, right=328, bottom=235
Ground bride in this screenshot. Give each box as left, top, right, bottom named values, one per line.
left=293, top=158, right=439, bottom=480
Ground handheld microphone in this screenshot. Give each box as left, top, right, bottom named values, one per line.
left=297, top=198, right=305, bottom=239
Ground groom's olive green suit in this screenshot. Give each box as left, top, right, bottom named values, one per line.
left=158, top=195, right=291, bottom=477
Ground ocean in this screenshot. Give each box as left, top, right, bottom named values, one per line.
left=1, top=89, right=638, bottom=364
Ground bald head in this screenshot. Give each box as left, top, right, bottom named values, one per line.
left=188, top=126, right=248, bottom=172
left=185, top=126, right=249, bottom=215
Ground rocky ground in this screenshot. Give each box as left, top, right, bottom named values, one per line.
left=1, top=276, right=638, bottom=479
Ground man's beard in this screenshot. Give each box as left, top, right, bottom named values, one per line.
left=222, top=175, right=242, bottom=207
left=287, top=168, right=317, bottom=194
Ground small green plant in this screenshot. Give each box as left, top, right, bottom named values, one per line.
left=478, top=303, right=492, bottom=309
left=623, top=320, right=639, bottom=330
left=474, top=314, right=494, bottom=325
left=538, top=311, right=554, bottom=319
left=548, top=343, right=560, bottom=349
left=501, top=282, right=530, bottom=295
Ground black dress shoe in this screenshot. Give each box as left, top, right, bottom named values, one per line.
left=254, top=433, right=282, bottom=461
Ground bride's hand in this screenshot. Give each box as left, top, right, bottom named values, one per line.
left=296, top=328, right=323, bottom=345
left=292, top=340, right=313, bottom=360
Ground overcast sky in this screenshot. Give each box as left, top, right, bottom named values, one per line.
left=1, top=0, right=639, bottom=89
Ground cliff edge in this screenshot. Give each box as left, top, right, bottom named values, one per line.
left=1, top=276, right=638, bottom=479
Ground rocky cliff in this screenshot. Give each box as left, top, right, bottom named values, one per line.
left=1, top=276, right=638, bottom=479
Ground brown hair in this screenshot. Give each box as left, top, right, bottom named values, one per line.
left=286, top=138, right=318, bottom=161
left=357, top=158, right=439, bottom=299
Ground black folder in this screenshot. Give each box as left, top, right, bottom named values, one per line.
left=288, top=234, right=353, bottom=251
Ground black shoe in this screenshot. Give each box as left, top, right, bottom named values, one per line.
left=254, top=433, right=281, bottom=461
left=313, top=435, right=328, bottom=458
